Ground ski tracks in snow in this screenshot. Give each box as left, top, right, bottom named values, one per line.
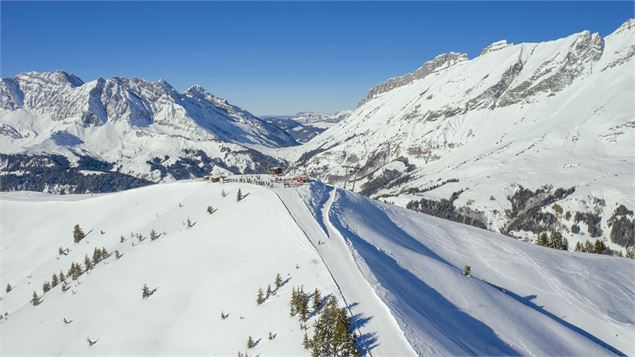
left=273, top=186, right=417, bottom=357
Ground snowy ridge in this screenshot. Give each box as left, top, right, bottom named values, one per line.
left=1, top=180, right=632, bottom=355
left=290, top=19, right=635, bottom=254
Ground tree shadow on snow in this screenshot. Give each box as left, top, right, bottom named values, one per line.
left=351, top=312, right=372, bottom=330
left=356, top=331, right=379, bottom=355
left=485, top=282, right=626, bottom=356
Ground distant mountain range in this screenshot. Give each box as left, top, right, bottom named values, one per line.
left=262, top=111, right=351, bottom=143
left=288, top=19, right=635, bottom=253
left=0, top=72, right=297, bottom=192
left=1, top=19, right=633, bottom=254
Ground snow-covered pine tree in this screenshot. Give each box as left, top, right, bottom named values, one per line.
left=303, top=332, right=311, bottom=350
left=42, top=281, right=51, bottom=293
left=594, top=240, right=607, bottom=254
left=274, top=273, right=282, bottom=290
left=207, top=206, right=215, bottom=215
left=142, top=284, right=151, bottom=299
left=51, top=274, right=59, bottom=287
left=312, top=288, right=321, bottom=311
left=536, top=232, right=548, bottom=246
left=84, top=255, right=93, bottom=270
left=73, top=224, right=85, bottom=243
left=92, top=247, right=102, bottom=264
left=574, top=241, right=583, bottom=252
left=59, top=271, right=66, bottom=283
left=5, top=283, right=12, bottom=293
left=266, top=284, right=272, bottom=298
left=150, top=229, right=159, bottom=241
left=256, top=287, right=265, bottom=305
left=237, top=189, right=243, bottom=202
left=463, top=265, right=471, bottom=276
left=246, top=336, right=255, bottom=349
left=221, top=189, right=227, bottom=197
left=31, top=291, right=40, bottom=306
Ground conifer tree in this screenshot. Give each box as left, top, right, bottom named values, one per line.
left=142, top=284, right=151, bottom=299
left=313, top=288, right=321, bottom=311
left=221, top=189, right=227, bottom=197
left=237, top=189, right=243, bottom=202
left=84, top=255, right=93, bottom=270
left=58, top=247, right=64, bottom=255
left=584, top=240, right=594, bottom=253
left=256, top=288, right=265, bottom=305
left=303, top=332, right=311, bottom=350
left=266, top=284, right=272, bottom=298
left=536, top=232, right=548, bottom=246
left=52, top=274, right=59, bottom=287
left=73, top=224, right=86, bottom=243
left=221, top=311, right=228, bottom=320
left=42, top=281, right=51, bottom=293
left=31, top=291, right=40, bottom=306
left=5, top=283, right=11, bottom=293
left=594, top=240, right=607, bottom=254
left=207, top=206, right=215, bottom=215
left=290, top=286, right=301, bottom=316
left=274, top=273, right=282, bottom=290
left=246, top=336, right=255, bottom=349
left=150, top=229, right=159, bottom=241
left=574, top=241, right=583, bottom=252
left=59, top=271, right=66, bottom=283
left=187, top=218, right=194, bottom=228
left=92, top=247, right=102, bottom=264
left=268, top=331, right=275, bottom=340
left=463, top=265, right=471, bottom=276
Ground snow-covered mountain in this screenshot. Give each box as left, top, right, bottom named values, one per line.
left=0, top=72, right=296, bottom=192
left=289, top=19, right=635, bottom=254
left=1, top=179, right=632, bottom=355
left=263, top=110, right=351, bottom=143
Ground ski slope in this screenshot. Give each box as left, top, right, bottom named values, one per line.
left=1, top=179, right=633, bottom=355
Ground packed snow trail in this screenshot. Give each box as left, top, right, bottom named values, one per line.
left=274, top=185, right=418, bottom=356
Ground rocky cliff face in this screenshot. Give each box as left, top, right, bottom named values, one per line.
left=292, top=20, right=635, bottom=253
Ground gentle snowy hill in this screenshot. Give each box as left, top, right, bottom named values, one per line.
left=263, top=111, right=351, bottom=143
left=0, top=72, right=295, bottom=192
left=290, top=19, right=635, bottom=254
left=1, top=179, right=632, bottom=355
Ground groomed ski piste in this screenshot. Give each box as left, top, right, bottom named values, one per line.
left=1, top=178, right=633, bottom=356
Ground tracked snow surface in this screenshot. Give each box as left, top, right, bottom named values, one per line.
left=1, top=179, right=633, bottom=356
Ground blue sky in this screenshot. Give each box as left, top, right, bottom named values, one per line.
left=1, top=1, right=632, bottom=115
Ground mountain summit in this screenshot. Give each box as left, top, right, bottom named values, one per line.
left=291, top=20, right=635, bottom=254
left=0, top=73, right=295, bottom=191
